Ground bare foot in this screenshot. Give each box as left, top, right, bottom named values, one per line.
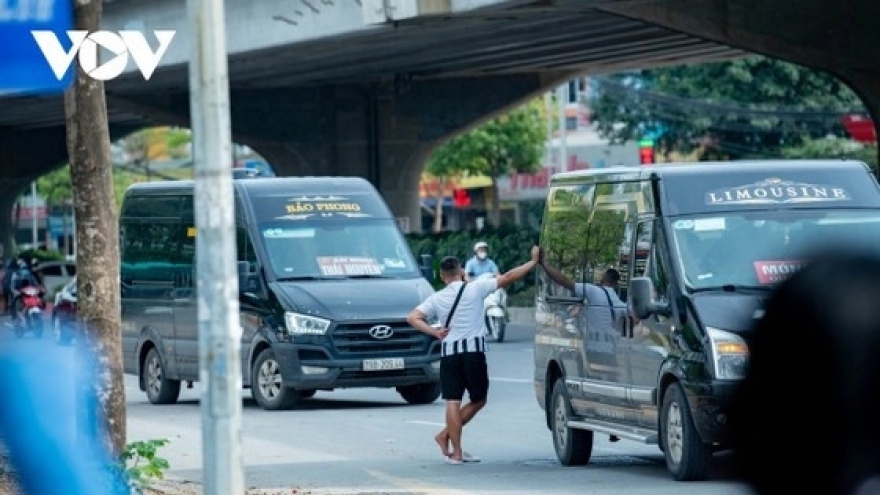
left=434, top=432, right=450, bottom=456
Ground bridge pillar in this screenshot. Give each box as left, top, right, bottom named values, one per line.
left=0, top=127, right=69, bottom=256
left=227, top=73, right=564, bottom=232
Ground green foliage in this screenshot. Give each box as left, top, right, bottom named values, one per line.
left=36, top=165, right=73, bottom=206
left=14, top=248, right=65, bottom=262
left=590, top=55, right=866, bottom=160
left=119, top=439, right=170, bottom=494
left=406, top=224, right=540, bottom=295
left=781, top=138, right=877, bottom=172
left=426, top=99, right=548, bottom=225
left=426, top=98, right=548, bottom=178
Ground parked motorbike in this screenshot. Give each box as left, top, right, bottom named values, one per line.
left=14, top=285, right=45, bottom=339
left=52, top=278, right=77, bottom=345
left=478, top=273, right=508, bottom=343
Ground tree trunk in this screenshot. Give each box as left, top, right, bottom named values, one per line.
left=64, top=0, right=126, bottom=457
left=490, top=178, right=501, bottom=227
left=489, top=160, right=501, bottom=227
left=433, top=176, right=445, bottom=233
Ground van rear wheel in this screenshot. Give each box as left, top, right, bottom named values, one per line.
left=661, top=382, right=712, bottom=481
left=397, top=382, right=441, bottom=404
left=252, top=348, right=301, bottom=410
left=143, top=348, right=181, bottom=405
left=551, top=379, right=593, bottom=465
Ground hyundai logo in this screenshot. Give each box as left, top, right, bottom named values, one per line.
left=368, top=325, right=394, bottom=340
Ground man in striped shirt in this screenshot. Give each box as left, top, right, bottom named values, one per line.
left=408, top=246, right=540, bottom=464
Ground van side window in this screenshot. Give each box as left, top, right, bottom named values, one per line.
left=237, top=226, right=259, bottom=272
left=639, top=220, right=669, bottom=304
left=120, top=221, right=180, bottom=283
left=631, top=220, right=654, bottom=279
left=539, top=184, right=595, bottom=297
left=588, top=182, right=643, bottom=302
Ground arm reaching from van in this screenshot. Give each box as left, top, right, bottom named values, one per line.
left=538, top=247, right=576, bottom=292
left=496, top=246, right=540, bottom=290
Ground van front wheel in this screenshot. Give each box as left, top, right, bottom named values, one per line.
left=397, top=382, right=441, bottom=404
left=252, top=348, right=301, bottom=411
left=661, top=382, right=712, bottom=481
left=551, top=379, right=593, bottom=465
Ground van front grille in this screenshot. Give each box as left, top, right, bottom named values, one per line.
left=331, top=322, right=430, bottom=356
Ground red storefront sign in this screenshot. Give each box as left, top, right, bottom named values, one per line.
left=841, top=114, right=877, bottom=143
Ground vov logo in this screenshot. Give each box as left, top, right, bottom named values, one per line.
left=31, top=30, right=176, bottom=81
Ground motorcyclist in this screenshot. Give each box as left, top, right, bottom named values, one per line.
left=9, top=258, right=40, bottom=321
left=464, top=241, right=500, bottom=282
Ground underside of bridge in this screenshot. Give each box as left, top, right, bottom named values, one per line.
left=0, top=0, right=878, bottom=250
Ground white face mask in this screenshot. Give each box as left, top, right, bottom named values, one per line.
left=477, top=252, right=487, bottom=260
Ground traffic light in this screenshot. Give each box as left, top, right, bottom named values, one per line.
left=452, top=188, right=471, bottom=208
left=638, top=138, right=655, bottom=165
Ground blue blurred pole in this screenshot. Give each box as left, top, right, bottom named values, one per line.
left=0, top=344, right=128, bottom=495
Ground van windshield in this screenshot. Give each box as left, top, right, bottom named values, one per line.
left=257, top=219, right=420, bottom=280
left=670, top=209, right=880, bottom=290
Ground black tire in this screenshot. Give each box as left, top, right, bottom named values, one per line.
left=661, top=382, right=712, bottom=481
left=251, top=348, right=301, bottom=411
left=143, top=348, right=181, bottom=405
left=486, top=316, right=507, bottom=343
left=397, top=382, right=441, bottom=404
left=54, top=316, right=73, bottom=346
left=32, top=317, right=43, bottom=339
left=550, top=379, right=593, bottom=465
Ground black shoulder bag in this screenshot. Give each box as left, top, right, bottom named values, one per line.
left=444, top=282, right=468, bottom=330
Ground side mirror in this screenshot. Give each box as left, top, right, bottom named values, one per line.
left=419, top=254, right=435, bottom=283
left=629, top=276, right=669, bottom=319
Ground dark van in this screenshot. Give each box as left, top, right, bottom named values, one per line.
left=533, top=160, right=880, bottom=480
left=120, top=177, right=440, bottom=410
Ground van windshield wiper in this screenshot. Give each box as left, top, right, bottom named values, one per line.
left=691, top=284, right=770, bottom=293
left=343, top=274, right=394, bottom=279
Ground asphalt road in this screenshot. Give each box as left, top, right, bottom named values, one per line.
left=2, top=319, right=754, bottom=495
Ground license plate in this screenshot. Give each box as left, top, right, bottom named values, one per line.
left=362, top=358, right=405, bottom=371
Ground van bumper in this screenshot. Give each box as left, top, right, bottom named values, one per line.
left=271, top=342, right=441, bottom=390
left=686, top=380, right=739, bottom=447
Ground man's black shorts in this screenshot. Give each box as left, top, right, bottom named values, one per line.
left=439, top=351, right=489, bottom=402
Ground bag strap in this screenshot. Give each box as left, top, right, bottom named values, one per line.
left=600, top=286, right=615, bottom=320
left=444, top=282, right=468, bottom=329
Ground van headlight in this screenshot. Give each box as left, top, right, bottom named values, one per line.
left=706, top=327, right=749, bottom=380
left=284, top=312, right=331, bottom=335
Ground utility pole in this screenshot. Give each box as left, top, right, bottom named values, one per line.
left=188, top=0, right=243, bottom=494
left=30, top=181, right=38, bottom=248
left=557, top=83, right=569, bottom=172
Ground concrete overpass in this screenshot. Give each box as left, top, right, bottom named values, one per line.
left=1, top=0, right=878, bottom=245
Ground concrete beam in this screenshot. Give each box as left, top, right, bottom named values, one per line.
left=598, top=0, right=880, bottom=73
left=100, top=0, right=375, bottom=77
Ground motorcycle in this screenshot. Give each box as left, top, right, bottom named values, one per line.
left=52, top=277, right=77, bottom=345
left=14, top=285, right=45, bottom=339
left=478, top=273, right=508, bottom=343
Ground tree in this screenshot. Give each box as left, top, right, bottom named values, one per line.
left=590, top=55, right=866, bottom=160
left=122, top=127, right=192, bottom=180
left=64, top=0, right=126, bottom=456
left=426, top=98, right=547, bottom=227
left=782, top=138, right=877, bottom=171
left=37, top=165, right=74, bottom=256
